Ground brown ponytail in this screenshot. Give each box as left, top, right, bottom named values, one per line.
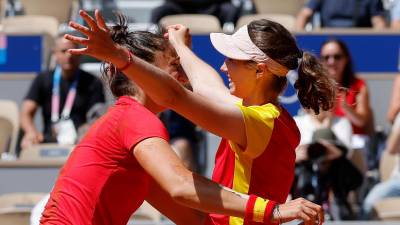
left=295, top=52, right=336, bottom=114
left=247, top=19, right=336, bottom=114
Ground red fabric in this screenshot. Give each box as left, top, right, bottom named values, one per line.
left=245, top=195, right=257, bottom=221
left=334, top=78, right=367, bottom=134
left=263, top=200, right=277, bottom=225
left=205, top=109, right=299, bottom=225
left=40, top=96, right=168, bottom=225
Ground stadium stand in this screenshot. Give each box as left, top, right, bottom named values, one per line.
left=160, top=14, right=222, bottom=34
left=253, top=0, right=305, bottom=15
left=236, top=13, right=296, bottom=31
left=0, top=192, right=46, bottom=225
left=19, top=144, right=73, bottom=161
left=19, top=0, right=79, bottom=24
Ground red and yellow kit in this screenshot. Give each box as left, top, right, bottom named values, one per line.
left=40, top=96, right=168, bottom=225
left=205, top=102, right=300, bottom=225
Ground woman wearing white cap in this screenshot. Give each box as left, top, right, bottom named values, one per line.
left=65, top=10, right=335, bottom=225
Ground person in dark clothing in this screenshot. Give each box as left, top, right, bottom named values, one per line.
left=296, top=0, right=386, bottom=29
left=151, top=0, right=240, bottom=26
left=160, top=110, right=203, bottom=172
left=20, top=35, right=105, bottom=150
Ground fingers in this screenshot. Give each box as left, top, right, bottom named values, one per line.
left=301, top=200, right=324, bottom=225
left=64, top=34, right=88, bottom=46
left=297, top=211, right=311, bottom=224
left=37, top=133, right=44, bottom=142
left=95, top=9, right=108, bottom=31
left=167, top=24, right=184, bottom=31
left=79, top=10, right=98, bottom=31
left=163, top=32, right=169, bottom=39
left=68, top=48, right=89, bottom=55
left=302, top=206, right=317, bottom=223
left=69, top=21, right=91, bottom=37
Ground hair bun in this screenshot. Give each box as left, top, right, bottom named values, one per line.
left=110, top=14, right=129, bottom=45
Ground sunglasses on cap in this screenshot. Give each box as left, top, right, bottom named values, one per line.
left=321, top=54, right=344, bottom=62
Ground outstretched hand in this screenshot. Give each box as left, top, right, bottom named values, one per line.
left=65, top=10, right=128, bottom=68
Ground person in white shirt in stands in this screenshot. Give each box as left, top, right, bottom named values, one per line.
left=294, top=109, right=353, bottom=159
left=293, top=109, right=363, bottom=220
left=362, top=76, right=400, bottom=218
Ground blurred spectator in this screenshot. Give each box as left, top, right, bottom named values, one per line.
left=20, top=34, right=105, bottom=150
left=387, top=75, right=400, bottom=123
left=292, top=109, right=363, bottom=220
left=77, top=102, right=108, bottom=142
left=362, top=105, right=400, bottom=218
left=150, top=0, right=241, bottom=26
left=296, top=0, right=386, bottom=30
left=320, top=39, right=374, bottom=151
left=159, top=110, right=202, bottom=172
left=389, top=0, right=400, bottom=29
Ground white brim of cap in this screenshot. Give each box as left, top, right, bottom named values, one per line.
left=210, top=33, right=252, bottom=61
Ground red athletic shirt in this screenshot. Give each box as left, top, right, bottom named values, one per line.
left=205, top=103, right=300, bottom=225
left=334, top=77, right=366, bottom=134
left=40, top=96, right=168, bottom=225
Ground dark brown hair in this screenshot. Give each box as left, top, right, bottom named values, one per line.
left=247, top=19, right=336, bottom=114
left=102, top=14, right=168, bottom=98
left=320, top=39, right=355, bottom=88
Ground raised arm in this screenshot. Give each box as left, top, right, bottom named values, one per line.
left=65, top=10, right=249, bottom=149
left=166, top=25, right=239, bottom=104
left=340, top=86, right=373, bottom=132
left=135, top=137, right=324, bottom=225
left=387, top=76, right=400, bottom=123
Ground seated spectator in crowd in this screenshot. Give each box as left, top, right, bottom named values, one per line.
left=296, top=0, right=386, bottom=30
left=362, top=76, right=400, bottom=218
left=387, top=75, right=400, bottom=124
left=20, top=34, right=105, bottom=150
left=389, top=0, right=400, bottom=29
left=320, top=39, right=374, bottom=151
left=293, top=109, right=363, bottom=220
left=160, top=110, right=201, bottom=172
left=151, top=0, right=240, bottom=26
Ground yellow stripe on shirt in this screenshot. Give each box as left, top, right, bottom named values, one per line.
left=229, top=151, right=253, bottom=225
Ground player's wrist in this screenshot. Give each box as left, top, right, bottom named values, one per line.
left=111, top=45, right=133, bottom=71
left=245, top=195, right=277, bottom=224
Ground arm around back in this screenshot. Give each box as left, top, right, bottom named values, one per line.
left=134, top=137, right=325, bottom=225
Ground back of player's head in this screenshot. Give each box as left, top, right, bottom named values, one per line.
left=102, top=14, right=168, bottom=98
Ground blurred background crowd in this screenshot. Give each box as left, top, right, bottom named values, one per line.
left=0, top=0, right=399, bottom=224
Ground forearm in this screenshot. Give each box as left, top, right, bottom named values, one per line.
left=176, top=46, right=223, bottom=87
left=175, top=44, right=227, bottom=95
left=21, top=116, right=36, bottom=133
left=342, top=106, right=369, bottom=128
left=147, top=180, right=205, bottom=225
left=295, top=8, right=312, bottom=30
left=386, top=129, right=400, bottom=155
left=20, top=109, right=38, bottom=133
left=387, top=106, right=400, bottom=123
left=113, top=48, right=186, bottom=108
left=172, top=172, right=247, bottom=218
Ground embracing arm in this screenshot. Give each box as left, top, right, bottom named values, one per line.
left=135, top=137, right=324, bottom=224
left=146, top=178, right=205, bottom=225
left=66, top=10, right=248, bottom=148
left=166, top=26, right=238, bottom=104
